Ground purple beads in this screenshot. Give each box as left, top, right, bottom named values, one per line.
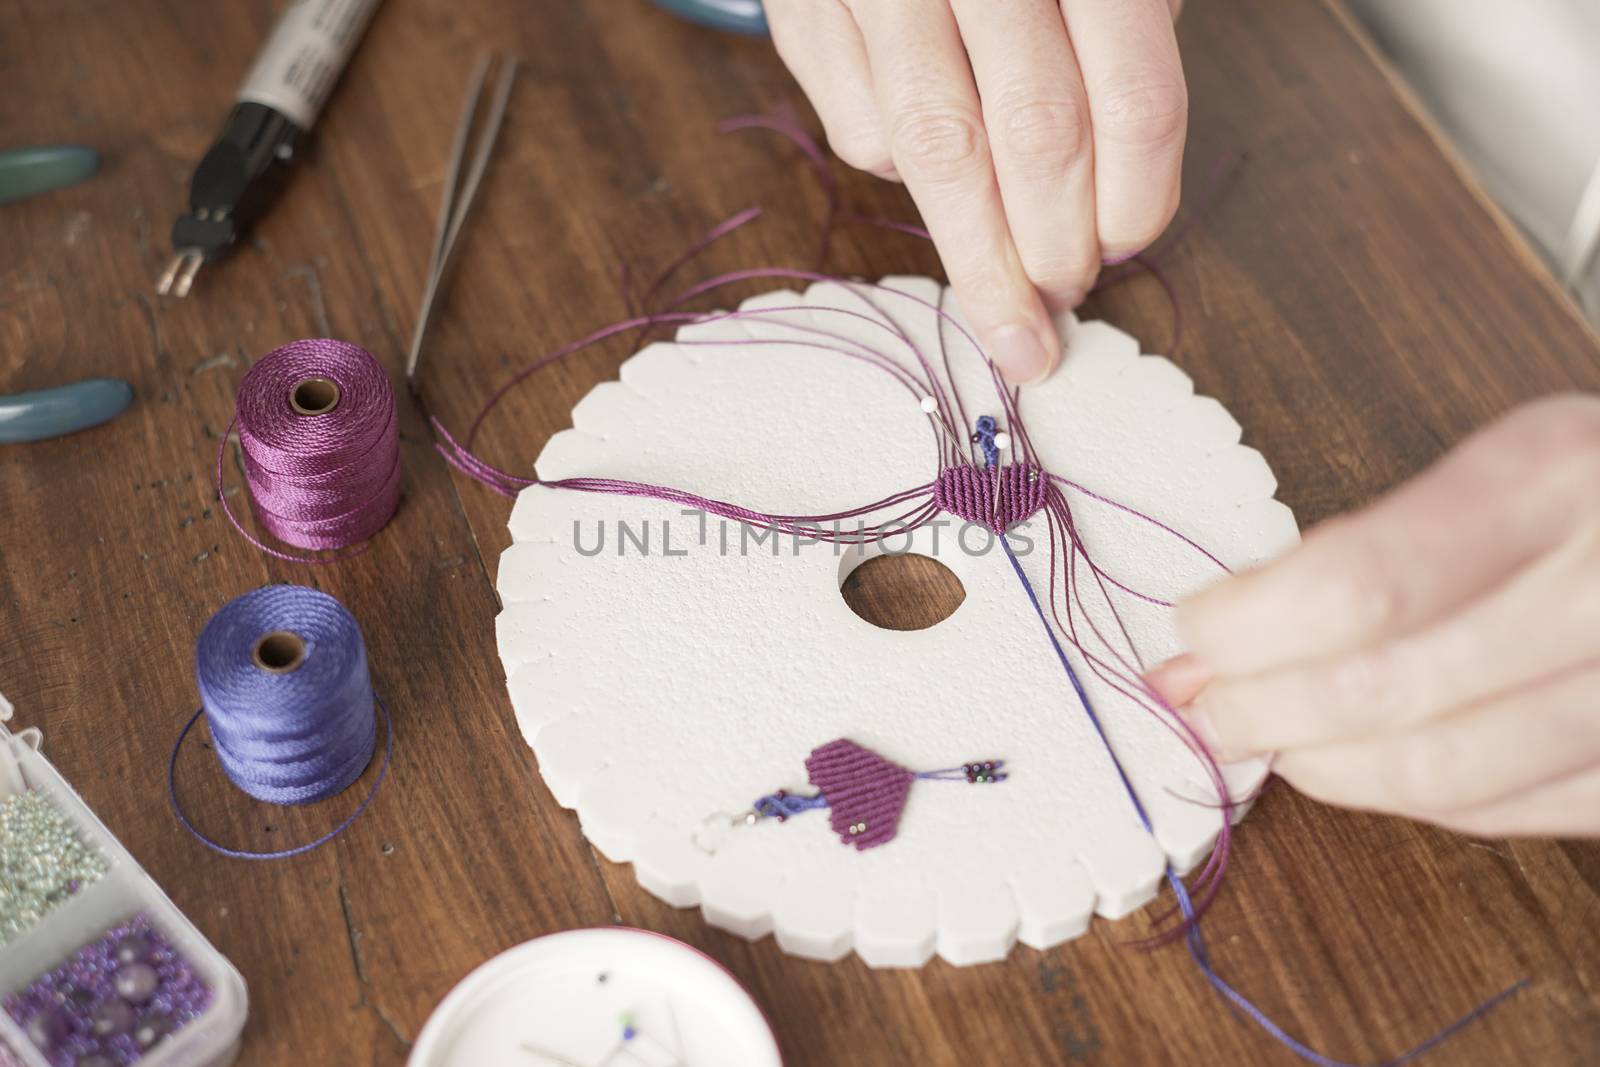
left=113, top=933, right=151, bottom=967
left=90, top=998, right=134, bottom=1038
left=2, top=915, right=212, bottom=1066
left=112, top=964, right=159, bottom=1005
left=24, top=1009, right=68, bottom=1050
left=962, top=761, right=1007, bottom=784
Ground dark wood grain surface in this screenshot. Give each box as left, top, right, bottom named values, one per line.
left=3, top=0, right=1599, bottom=1064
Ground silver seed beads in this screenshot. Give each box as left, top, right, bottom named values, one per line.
left=0, top=789, right=107, bottom=944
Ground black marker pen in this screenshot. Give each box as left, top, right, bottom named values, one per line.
left=157, top=0, right=382, bottom=297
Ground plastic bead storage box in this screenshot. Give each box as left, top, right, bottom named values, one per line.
left=0, top=693, right=247, bottom=1067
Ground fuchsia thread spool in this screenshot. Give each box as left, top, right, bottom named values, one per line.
left=224, top=339, right=401, bottom=558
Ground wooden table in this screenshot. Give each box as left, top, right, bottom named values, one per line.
left=4, top=0, right=1598, bottom=1063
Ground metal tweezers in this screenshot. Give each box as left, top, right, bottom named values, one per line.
left=406, top=55, right=519, bottom=384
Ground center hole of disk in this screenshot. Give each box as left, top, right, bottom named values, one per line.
left=840, top=553, right=965, bottom=631
left=252, top=630, right=307, bottom=673
left=290, top=377, right=341, bottom=416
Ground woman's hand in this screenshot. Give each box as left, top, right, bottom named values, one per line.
left=1148, top=395, right=1600, bottom=837
left=766, top=0, right=1188, bottom=384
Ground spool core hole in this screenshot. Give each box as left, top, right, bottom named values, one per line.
left=253, top=631, right=307, bottom=673
left=290, top=377, right=341, bottom=416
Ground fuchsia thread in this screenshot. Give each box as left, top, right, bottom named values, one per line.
left=807, top=739, right=915, bottom=850
left=432, top=115, right=1524, bottom=1064
left=932, top=464, right=1047, bottom=530
left=220, top=339, right=402, bottom=563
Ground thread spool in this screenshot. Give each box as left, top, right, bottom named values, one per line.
left=168, top=585, right=393, bottom=860
left=224, top=339, right=401, bottom=558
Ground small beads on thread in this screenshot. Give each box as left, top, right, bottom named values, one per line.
left=963, top=761, right=1008, bottom=784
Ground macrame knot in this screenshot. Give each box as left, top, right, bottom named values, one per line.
left=932, top=463, right=1048, bottom=530
left=972, top=414, right=1000, bottom=469
left=753, top=789, right=829, bottom=822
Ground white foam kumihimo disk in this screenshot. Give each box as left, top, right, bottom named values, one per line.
left=496, top=276, right=1299, bottom=967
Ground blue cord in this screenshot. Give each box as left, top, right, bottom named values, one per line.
left=974, top=415, right=1000, bottom=469
left=754, top=791, right=830, bottom=820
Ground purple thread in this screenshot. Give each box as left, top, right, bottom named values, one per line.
left=720, top=111, right=839, bottom=270
left=168, top=586, right=393, bottom=860
left=805, top=739, right=916, bottom=851
left=932, top=464, right=1047, bottom=531
left=841, top=213, right=931, bottom=242
left=1050, top=473, right=1231, bottom=574
left=627, top=206, right=766, bottom=348
left=220, top=339, right=401, bottom=564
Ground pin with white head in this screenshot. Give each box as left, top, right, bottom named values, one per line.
left=919, top=394, right=970, bottom=461
left=991, top=431, right=1012, bottom=517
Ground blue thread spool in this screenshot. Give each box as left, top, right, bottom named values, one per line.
left=169, top=585, right=393, bottom=859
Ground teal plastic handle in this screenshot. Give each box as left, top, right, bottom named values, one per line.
left=0, top=378, right=133, bottom=444
left=0, top=145, right=99, bottom=205
left=649, top=0, right=768, bottom=35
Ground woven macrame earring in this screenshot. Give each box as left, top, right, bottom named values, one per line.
left=697, top=739, right=1007, bottom=854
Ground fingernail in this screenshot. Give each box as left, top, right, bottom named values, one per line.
left=989, top=324, right=1051, bottom=385
left=1180, top=699, right=1227, bottom=758
left=1101, top=248, right=1143, bottom=266
left=1144, top=652, right=1212, bottom=706
left=1043, top=288, right=1088, bottom=316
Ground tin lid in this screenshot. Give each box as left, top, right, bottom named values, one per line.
left=408, top=927, right=781, bottom=1067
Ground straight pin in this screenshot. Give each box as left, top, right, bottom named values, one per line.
left=991, top=430, right=1011, bottom=521
left=520, top=1044, right=585, bottom=1067
left=920, top=395, right=978, bottom=466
